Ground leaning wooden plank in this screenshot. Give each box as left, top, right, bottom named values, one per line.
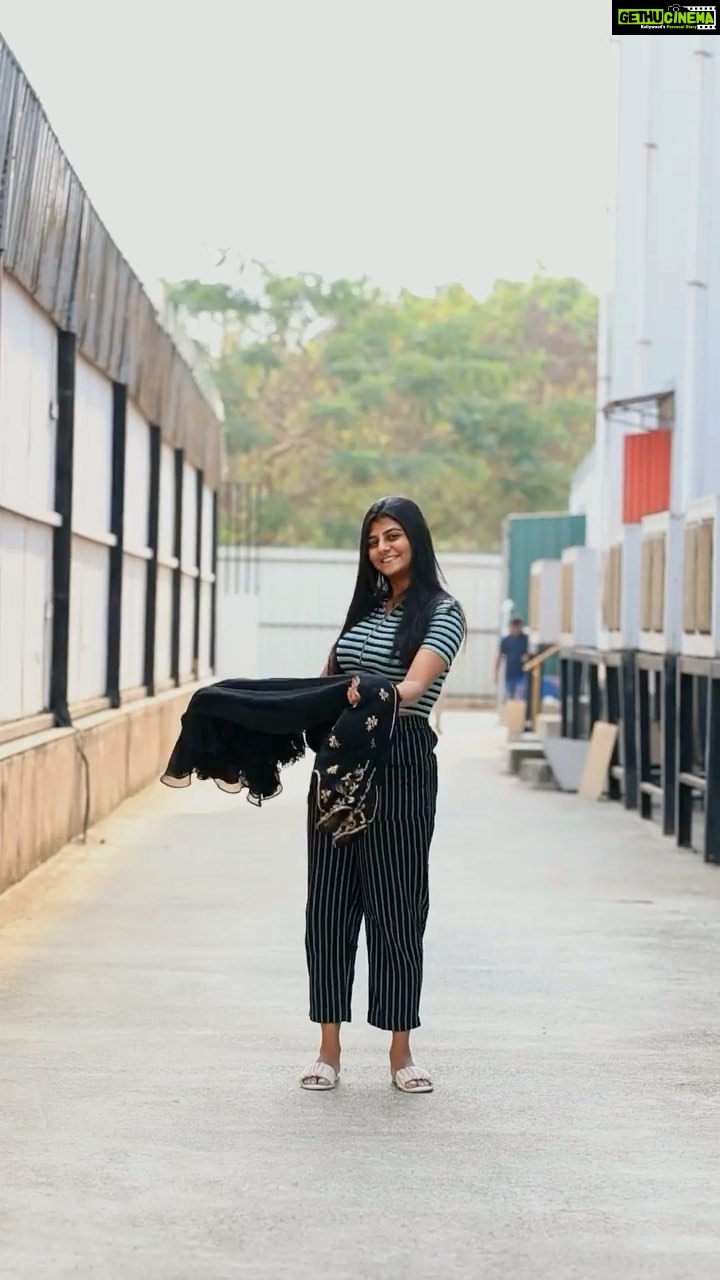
left=504, top=699, right=527, bottom=741
left=578, top=722, right=619, bottom=801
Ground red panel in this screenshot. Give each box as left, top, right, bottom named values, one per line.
left=622, top=429, right=672, bottom=524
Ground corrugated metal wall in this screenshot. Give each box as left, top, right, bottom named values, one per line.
left=503, top=513, right=587, bottom=622
left=217, top=547, right=501, bottom=698
left=0, top=44, right=222, bottom=735
left=0, top=38, right=223, bottom=485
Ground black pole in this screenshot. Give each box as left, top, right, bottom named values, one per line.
left=570, top=659, right=582, bottom=739
left=143, top=425, right=161, bottom=696
left=637, top=664, right=652, bottom=820
left=170, top=448, right=184, bottom=685
left=210, top=488, right=219, bottom=673
left=106, top=383, right=127, bottom=707
left=560, top=658, right=569, bottom=738
left=620, top=650, right=638, bottom=809
left=50, top=331, right=76, bottom=728
left=676, top=670, right=694, bottom=849
left=589, top=662, right=600, bottom=731
left=704, top=673, right=720, bottom=864
left=691, top=675, right=702, bottom=773
left=193, top=469, right=203, bottom=679
left=661, top=655, right=677, bottom=837
left=606, top=665, right=622, bottom=803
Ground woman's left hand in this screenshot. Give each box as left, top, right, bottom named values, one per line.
left=347, top=676, right=361, bottom=706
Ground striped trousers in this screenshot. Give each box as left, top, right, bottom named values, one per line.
left=305, top=716, right=438, bottom=1032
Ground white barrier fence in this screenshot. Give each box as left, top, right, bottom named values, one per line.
left=217, top=546, right=501, bottom=699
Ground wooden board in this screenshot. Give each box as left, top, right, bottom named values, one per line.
left=504, top=699, right=527, bottom=740
left=578, top=721, right=619, bottom=801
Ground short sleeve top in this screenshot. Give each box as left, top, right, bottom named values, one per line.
left=335, top=598, right=465, bottom=718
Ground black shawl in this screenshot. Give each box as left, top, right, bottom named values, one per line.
left=160, top=674, right=399, bottom=844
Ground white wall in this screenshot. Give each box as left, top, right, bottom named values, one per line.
left=155, top=442, right=176, bottom=685
left=198, top=484, right=215, bottom=678
left=216, top=591, right=259, bottom=681
left=179, top=461, right=198, bottom=680
left=0, top=277, right=58, bottom=722
left=217, top=547, right=501, bottom=698
left=592, top=34, right=720, bottom=558
left=569, top=447, right=599, bottom=537
left=68, top=355, right=114, bottom=704
left=120, top=402, right=151, bottom=691
left=0, top=278, right=218, bottom=729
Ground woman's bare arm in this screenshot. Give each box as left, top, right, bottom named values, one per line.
left=395, top=648, right=447, bottom=706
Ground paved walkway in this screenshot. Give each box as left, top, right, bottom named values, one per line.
left=2, top=714, right=720, bottom=1280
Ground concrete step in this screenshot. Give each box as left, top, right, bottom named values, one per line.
left=504, top=738, right=544, bottom=775
left=536, top=713, right=561, bottom=741
left=518, top=758, right=560, bottom=790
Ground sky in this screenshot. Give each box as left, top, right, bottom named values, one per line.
left=1, top=0, right=617, bottom=303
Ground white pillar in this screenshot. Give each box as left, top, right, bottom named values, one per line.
left=593, top=37, right=622, bottom=555
left=677, top=38, right=715, bottom=511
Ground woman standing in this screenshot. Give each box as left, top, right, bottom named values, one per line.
left=302, top=496, right=466, bottom=1094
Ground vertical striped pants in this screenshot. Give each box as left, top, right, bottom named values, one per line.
left=305, top=716, right=438, bottom=1032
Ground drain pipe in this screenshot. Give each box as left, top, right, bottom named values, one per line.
left=634, top=38, right=655, bottom=398
left=679, top=37, right=713, bottom=511
left=596, top=35, right=621, bottom=553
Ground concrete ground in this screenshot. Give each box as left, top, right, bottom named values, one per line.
left=2, top=712, right=720, bottom=1280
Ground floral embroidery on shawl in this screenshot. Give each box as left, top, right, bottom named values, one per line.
left=313, top=679, right=399, bottom=845
left=160, top=672, right=399, bottom=846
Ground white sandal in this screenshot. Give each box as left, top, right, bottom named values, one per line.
left=300, top=1061, right=340, bottom=1091
left=392, top=1065, right=434, bottom=1094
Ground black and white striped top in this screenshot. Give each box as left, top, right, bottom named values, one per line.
left=336, top=598, right=465, bottom=718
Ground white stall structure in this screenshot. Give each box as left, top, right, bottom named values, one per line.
left=528, top=560, right=562, bottom=650
left=681, top=497, right=720, bottom=660
left=563, top=30, right=720, bottom=652
left=559, top=546, right=598, bottom=651
left=638, top=512, right=684, bottom=655
left=599, top=525, right=642, bottom=653
left=555, top=32, right=720, bottom=861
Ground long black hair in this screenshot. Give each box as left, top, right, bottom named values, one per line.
left=327, top=495, right=466, bottom=673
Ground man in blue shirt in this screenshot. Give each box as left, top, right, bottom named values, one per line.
left=495, top=617, right=529, bottom=700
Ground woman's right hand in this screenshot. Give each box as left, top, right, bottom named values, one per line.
left=347, top=676, right=361, bottom=706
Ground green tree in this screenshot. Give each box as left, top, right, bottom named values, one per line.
left=165, top=265, right=597, bottom=550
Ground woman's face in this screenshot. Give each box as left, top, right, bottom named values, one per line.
left=367, top=515, right=412, bottom=583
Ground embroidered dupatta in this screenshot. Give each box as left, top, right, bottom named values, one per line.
left=160, top=674, right=399, bottom=844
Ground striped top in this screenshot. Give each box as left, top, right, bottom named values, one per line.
left=336, top=598, right=465, bottom=718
